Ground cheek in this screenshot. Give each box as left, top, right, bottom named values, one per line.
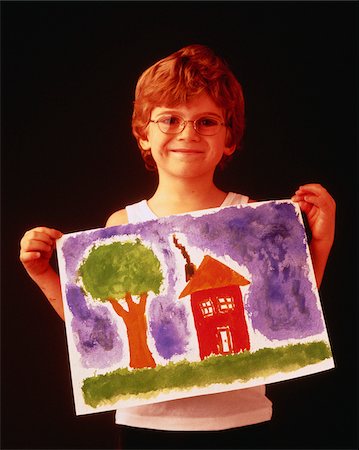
left=213, top=135, right=229, bottom=153
left=154, top=134, right=175, bottom=149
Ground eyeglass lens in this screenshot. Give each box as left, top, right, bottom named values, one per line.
left=157, top=116, right=223, bottom=135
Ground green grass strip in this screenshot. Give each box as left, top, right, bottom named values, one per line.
left=82, top=341, right=332, bottom=408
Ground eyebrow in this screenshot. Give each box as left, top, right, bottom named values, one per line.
left=153, top=110, right=224, bottom=120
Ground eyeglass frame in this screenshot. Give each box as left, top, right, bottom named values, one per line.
left=149, top=115, right=227, bottom=136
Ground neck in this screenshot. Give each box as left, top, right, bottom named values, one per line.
left=148, top=173, right=227, bottom=217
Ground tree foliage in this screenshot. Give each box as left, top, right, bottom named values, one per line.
left=79, top=240, right=163, bottom=301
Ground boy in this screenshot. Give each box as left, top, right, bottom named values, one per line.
left=20, top=44, right=336, bottom=448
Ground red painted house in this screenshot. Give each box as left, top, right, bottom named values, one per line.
left=179, top=255, right=251, bottom=360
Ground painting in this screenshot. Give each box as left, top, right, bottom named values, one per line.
left=56, top=200, right=334, bottom=415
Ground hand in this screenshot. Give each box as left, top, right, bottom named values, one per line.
left=20, top=227, right=63, bottom=279
left=291, top=184, right=336, bottom=245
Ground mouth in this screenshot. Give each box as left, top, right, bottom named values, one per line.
left=169, top=149, right=204, bottom=154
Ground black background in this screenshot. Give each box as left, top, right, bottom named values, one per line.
left=1, top=1, right=357, bottom=449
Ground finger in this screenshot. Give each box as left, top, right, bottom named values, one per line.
left=21, top=239, right=53, bottom=254
left=295, top=184, right=326, bottom=196
left=301, top=194, right=322, bottom=207
left=298, top=194, right=336, bottom=214
left=296, top=200, right=313, bottom=216
left=24, top=227, right=63, bottom=240
left=46, top=228, right=63, bottom=239
left=22, top=229, right=62, bottom=248
left=291, top=194, right=305, bottom=202
left=293, top=192, right=316, bottom=203
left=22, top=231, right=53, bottom=247
left=293, top=185, right=335, bottom=208
left=20, top=251, right=41, bottom=263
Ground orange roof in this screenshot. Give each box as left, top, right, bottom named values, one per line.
left=179, top=255, right=250, bottom=299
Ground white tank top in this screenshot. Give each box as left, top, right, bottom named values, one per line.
left=125, top=192, right=249, bottom=223
left=116, top=192, right=272, bottom=431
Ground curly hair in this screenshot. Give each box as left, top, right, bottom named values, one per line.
left=132, top=44, right=245, bottom=171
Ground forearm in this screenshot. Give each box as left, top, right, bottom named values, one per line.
left=29, top=267, right=65, bottom=320
left=309, top=239, right=333, bottom=288
left=20, top=227, right=65, bottom=320
left=292, top=184, right=335, bottom=289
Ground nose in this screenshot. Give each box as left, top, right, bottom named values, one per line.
left=177, top=121, right=200, bottom=140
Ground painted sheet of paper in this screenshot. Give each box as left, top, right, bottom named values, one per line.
left=56, top=200, right=334, bottom=415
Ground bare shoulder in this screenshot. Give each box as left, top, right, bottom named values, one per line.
left=105, top=209, right=128, bottom=227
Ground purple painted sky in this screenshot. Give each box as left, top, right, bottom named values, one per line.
left=60, top=201, right=325, bottom=369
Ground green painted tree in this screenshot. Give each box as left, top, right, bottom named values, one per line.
left=79, top=239, right=163, bottom=369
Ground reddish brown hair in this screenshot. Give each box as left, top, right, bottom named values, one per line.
left=132, top=44, right=245, bottom=171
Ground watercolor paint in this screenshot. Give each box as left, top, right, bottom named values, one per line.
left=56, top=200, right=334, bottom=415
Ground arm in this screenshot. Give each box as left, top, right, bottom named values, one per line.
left=292, top=184, right=336, bottom=288
left=20, top=227, right=65, bottom=320
left=20, top=211, right=129, bottom=321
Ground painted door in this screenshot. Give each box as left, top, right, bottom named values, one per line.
left=217, top=326, right=234, bottom=354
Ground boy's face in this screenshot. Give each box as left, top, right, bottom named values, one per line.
left=140, top=92, right=235, bottom=180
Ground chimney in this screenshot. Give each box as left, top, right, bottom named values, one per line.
left=173, top=235, right=196, bottom=282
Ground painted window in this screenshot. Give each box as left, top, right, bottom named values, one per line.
left=200, top=299, right=214, bottom=317
left=217, top=296, right=235, bottom=313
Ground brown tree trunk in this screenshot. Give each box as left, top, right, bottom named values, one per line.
left=109, top=293, right=156, bottom=369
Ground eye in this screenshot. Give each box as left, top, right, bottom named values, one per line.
left=197, top=117, right=219, bottom=128
left=159, top=115, right=182, bottom=126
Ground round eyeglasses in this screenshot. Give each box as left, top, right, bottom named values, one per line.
left=149, top=115, right=226, bottom=136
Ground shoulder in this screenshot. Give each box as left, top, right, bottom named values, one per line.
left=105, top=209, right=129, bottom=227
left=225, top=192, right=252, bottom=205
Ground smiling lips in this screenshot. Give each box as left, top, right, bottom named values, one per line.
left=169, top=148, right=204, bottom=154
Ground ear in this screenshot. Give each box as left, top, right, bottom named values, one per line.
left=223, top=144, right=236, bottom=156
left=139, top=136, right=151, bottom=151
